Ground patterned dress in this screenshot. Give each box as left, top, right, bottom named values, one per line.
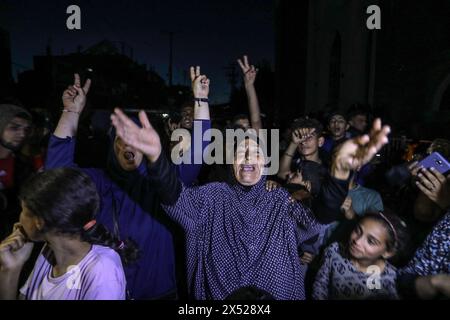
left=313, top=242, right=399, bottom=300
left=402, top=211, right=450, bottom=275
left=161, top=177, right=322, bottom=300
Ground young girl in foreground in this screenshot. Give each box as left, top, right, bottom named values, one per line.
left=313, top=212, right=408, bottom=300
left=0, top=168, right=128, bottom=300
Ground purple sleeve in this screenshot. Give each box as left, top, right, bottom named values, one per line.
left=80, top=251, right=127, bottom=300
left=44, top=134, right=105, bottom=192
left=81, top=271, right=126, bottom=300
left=176, top=120, right=211, bottom=186
left=45, top=135, right=78, bottom=170
left=161, top=184, right=208, bottom=230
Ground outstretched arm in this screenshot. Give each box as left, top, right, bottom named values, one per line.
left=111, top=109, right=206, bottom=227
left=238, top=55, right=262, bottom=131
left=111, top=108, right=179, bottom=205
left=54, top=73, right=91, bottom=139
left=191, top=66, right=210, bottom=121
left=331, top=118, right=391, bottom=180
left=46, top=74, right=91, bottom=170
left=177, top=67, right=212, bottom=186
left=314, top=119, right=391, bottom=223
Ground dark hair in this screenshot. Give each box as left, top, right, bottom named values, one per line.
left=355, top=211, right=409, bottom=256
left=291, top=117, right=323, bottom=137
left=347, top=103, right=369, bottom=120
left=15, top=111, right=33, bottom=122
left=327, top=111, right=347, bottom=124
left=19, top=168, right=138, bottom=265
left=225, top=286, right=274, bottom=300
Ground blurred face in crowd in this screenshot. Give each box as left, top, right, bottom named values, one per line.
left=1, top=117, right=31, bottom=151
left=328, top=115, right=349, bottom=140
left=114, top=136, right=144, bottom=171
left=349, top=218, right=394, bottom=262
left=349, top=114, right=368, bottom=133
left=233, top=138, right=265, bottom=186
left=234, top=117, right=250, bottom=131
left=296, top=130, right=324, bottom=159
left=180, top=105, right=194, bottom=130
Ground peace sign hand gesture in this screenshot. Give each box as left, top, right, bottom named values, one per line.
left=237, top=55, right=258, bottom=87
left=190, top=66, right=210, bottom=99
left=62, top=73, right=91, bottom=114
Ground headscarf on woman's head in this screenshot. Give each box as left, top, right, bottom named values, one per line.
left=227, top=132, right=268, bottom=196
left=105, top=116, right=157, bottom=212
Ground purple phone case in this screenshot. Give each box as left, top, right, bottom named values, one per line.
left=418, top=152, right=450, bottom=174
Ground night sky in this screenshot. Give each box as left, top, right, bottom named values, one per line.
left=0, top=0, right=274, bottom=104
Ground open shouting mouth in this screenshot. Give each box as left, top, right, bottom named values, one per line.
left=240, top=164, right=256, bottom=173
left=124, top=151, right=135, bottom=161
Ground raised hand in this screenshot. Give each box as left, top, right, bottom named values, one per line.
left=291, top=128, right=316, bottom=145
left=237, top=55, right=258, bottom=87
left=265, top=180, right=281, bottom=192
left=110, top=109, right=162, bottom=163
left=300, top=252, right=315, bottom=265
left=62, top=73, right=91, bottom=114
left=0, top=224, right=34, bottom=271
left=333, top=119, right=390, bottom=179
left=341, top=197, right=356, bottom=220
left=408, top=161, right=421, bottom=177
left=416, top=168, right=450, bottom=210
left=190, top=66, right=210, bottom=99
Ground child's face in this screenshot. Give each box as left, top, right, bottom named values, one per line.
left=349, top=218, right=392, bottom=261
left=296, top=131, right=324, bottom=157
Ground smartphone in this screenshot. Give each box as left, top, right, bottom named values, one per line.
left=418, top=152, right=450, bottom=175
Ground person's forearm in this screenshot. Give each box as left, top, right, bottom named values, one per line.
left=147, top=152, right=182, bottom=205
left=415, top=276, right=438, bottom=300
left=54, top=112, right=80, bottom=138
left=245, top=84, right=262, bottom=131
left=0, top=269, right=21, bottom=300
left=330, top=156, right=352, bottom=181
left=194, top=101, right=210, bottom=120
left=278, top=142, right=297, bottom=180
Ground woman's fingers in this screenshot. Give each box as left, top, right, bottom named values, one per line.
left=83, top=79, right=92, bottom=94
left=139, top=110, right=152, bottom=130
left=416, top=181, right=433, bottom=198
left=190, top=66, right=196, bottom=81
left=429, top=167, right=446, bottom=184
left=237, top=58, right=246, bottom=72
left=74, top=73, right=81, bottom=87
left=418, top=171, right=435, bottom=190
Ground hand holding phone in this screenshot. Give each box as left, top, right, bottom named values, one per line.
left=418, top=152, right=450, bottom=175
left=416, top=153, right=450, bottom=210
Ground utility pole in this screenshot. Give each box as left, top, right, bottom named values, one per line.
left=168, top=31, right=174, bottom=87
left=162, top=31, right=175, bottom=87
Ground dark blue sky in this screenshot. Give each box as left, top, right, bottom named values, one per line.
left=0, top=0, right=274, bottom=103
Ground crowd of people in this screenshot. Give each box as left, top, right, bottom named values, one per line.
left=0, top=55, right=449, bottom=300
